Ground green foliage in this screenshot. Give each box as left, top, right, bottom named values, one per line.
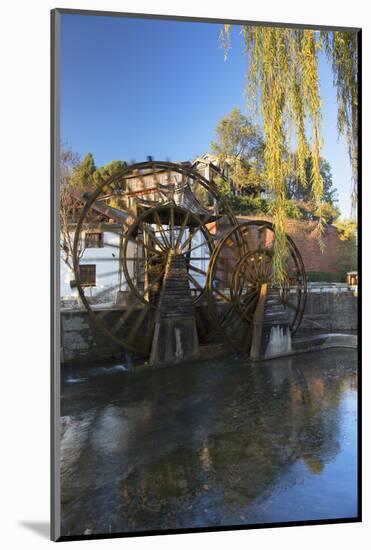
left=70, top=153, right=96, bottom=190
left=287, top=156, right=337, bottom=203
left=215, top=174, right=233, bottom=198
left=341, top=244, right=357, bottom=273
left=286, top=156, right=340, bottom=223
left=231, top=196, right=303, bottom=218
left=332, top=218, right=358, bottom=273
left=70, top=154, right=126, bottom=192
left=212, top=109, right=340, bottom=225
left=307, top=271, right=344, bottom=282
left=215, top=175, right=302, bottom=218
left=230, top=195, right=269, bottom=215
left=333, top=218, right=357, bottom=241
left=211, top=107, right=265, bottom=191
left=93, top=160, right=127, bottom=188
left=282, top=200, right=303, bottom=220
left=313, top=202, right=340, bottom=224
left=340, top=246, right=357, bottom=273
left=317, top=158, right=337, bottom=205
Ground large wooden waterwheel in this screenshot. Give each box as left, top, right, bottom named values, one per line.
left=72, top=161, right=237, bottom=356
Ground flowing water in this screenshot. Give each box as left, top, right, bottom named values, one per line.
left=60, top=349, right=358, bottom=537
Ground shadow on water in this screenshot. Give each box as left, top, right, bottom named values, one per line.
left=59, top=349, right=358, bottom=537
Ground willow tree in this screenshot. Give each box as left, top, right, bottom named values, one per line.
left=220, top=26, right=358, bottom=282
left=322, top=31, right=358, bottom=211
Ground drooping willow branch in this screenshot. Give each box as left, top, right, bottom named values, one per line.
left=220, top=26, right=358, bottom=283
left=321, top=31, right=358, bottom=213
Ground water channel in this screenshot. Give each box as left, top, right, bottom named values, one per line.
left=60, top=348, right=358, bottom=537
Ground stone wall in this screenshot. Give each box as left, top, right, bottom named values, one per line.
left=61, top=309, right=131, bottom=365
left=298, top=288, right=358, bottom=334
left=61, top=289, right=357, bottom=365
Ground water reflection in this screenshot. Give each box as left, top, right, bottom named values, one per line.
left=60, top=349, right=357, bottom=536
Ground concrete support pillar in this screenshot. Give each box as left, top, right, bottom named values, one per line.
left=250, top=284, right=292, bottom=361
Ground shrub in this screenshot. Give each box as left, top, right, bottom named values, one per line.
left=306, top=271, right=345, bottom=283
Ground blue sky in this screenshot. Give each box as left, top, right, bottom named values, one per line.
left=61, top=14, right=354, bottom=218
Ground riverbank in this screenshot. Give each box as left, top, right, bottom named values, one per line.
left=60, top=285, right=357, bottom=365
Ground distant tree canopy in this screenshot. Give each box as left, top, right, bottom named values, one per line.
left=286, top=157, right=340, bottom=223
left=333, top=218, right=357, bottom=273
left=70, top=152, right=96, bottom=190
left=69, top=153, right=126, bottom=191
left=333, top=218, right=357, bottom=241
left=220, top=27, right=358, bottom=282
left=211, top=107, right=265, bottom=191
left=287, top=157, right=337, bottom=204
left=211, top=108, right=340, bottom=224
left=93, top=159, right=127, bottom=188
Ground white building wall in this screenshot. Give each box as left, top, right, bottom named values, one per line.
left=60, top=229, right=136, bottom=306
left=60, top=226, right=210, bottom=306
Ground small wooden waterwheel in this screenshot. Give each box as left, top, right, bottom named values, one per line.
left=206, top=220, right=307, bottom=352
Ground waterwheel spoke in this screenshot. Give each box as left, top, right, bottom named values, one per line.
left=235, top=283, right=257, bottom=300
left=181, top=227, right=197, bottom=253
left=239, top=293, right=259, bottom=320
left=261, top=256, right=273, bottom=281
left=90, top=282, right=120, bottom=301
left=241, top=287, right=259, bottom=307
left=111, top=307, right=134, bottom=335
left=169, top=203, right=175, bottom=247
left=175, top=210, right=190, bottom=250
left=188, top=264, right=207, bottom=277
left=219, top=303, right=236, bottom=327
left=154, top=210, right=171, bottom=249
left=142, top=223, right=167, bottom=252
left=187, top=272, right=204, bottom=293
left=187, top=240, right=207, bottom=255
left=252, top=258, right=261, bottom=280
left=212, top=286, right=232, bottom=302
left=136, top=235, right=164, bottom=256
left=240, top=260, right=258, bottom=283
left=126, top=307, right=148, bottom=344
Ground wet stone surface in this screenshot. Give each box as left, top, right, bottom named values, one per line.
left=60, top=349, right=358, bottom=536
